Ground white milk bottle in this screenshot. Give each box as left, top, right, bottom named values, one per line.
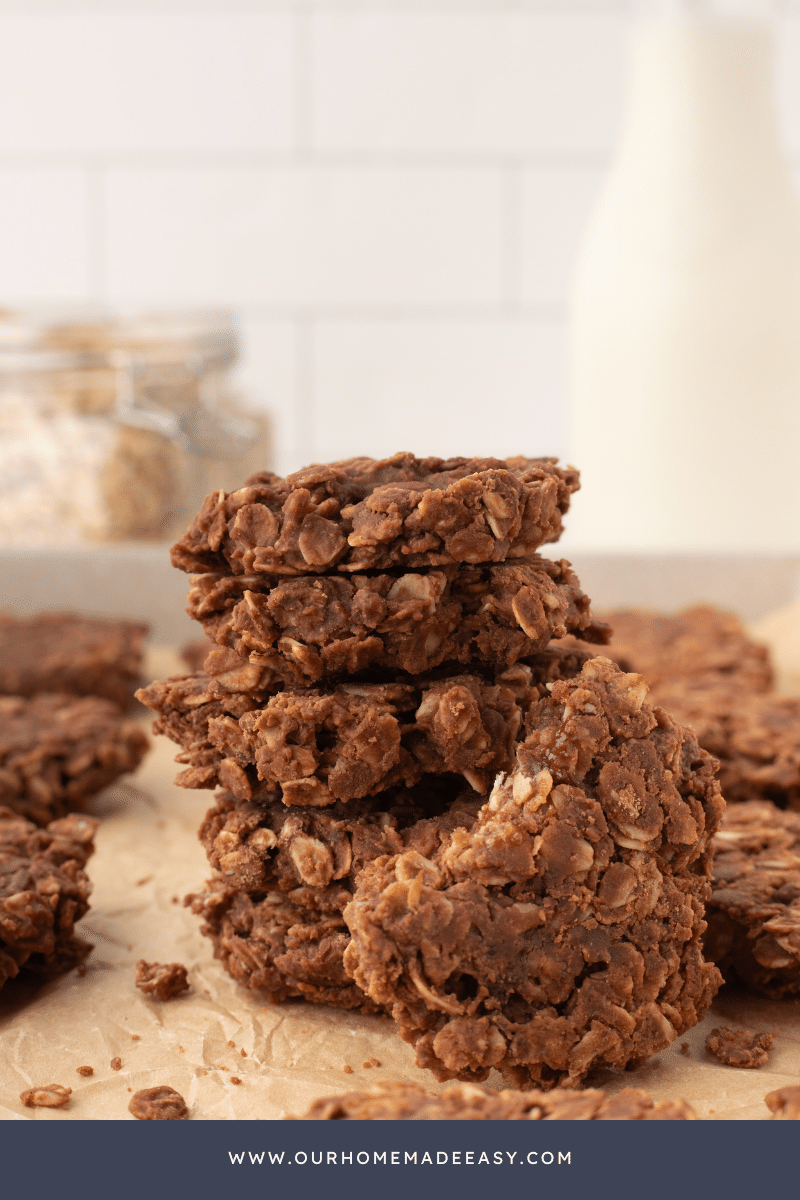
left=568, top=0, right=800, bottom=551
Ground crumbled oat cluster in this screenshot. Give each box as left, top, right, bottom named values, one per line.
left=297, top=1079, right=696, bottom=1121
left=135, top=959, right=190, bottom=1001
left=128, top=1086, right=189, bottom=1121
left=0, top=693, right=148, bottom=825
left=0, top=808, right=97, bottom=988
left=704, top=1026, right=774, bottom=1068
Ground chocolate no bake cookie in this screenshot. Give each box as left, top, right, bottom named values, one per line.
left=595, top=606, right=773, bottom=694
left=705, top=800, right=800, bottom=996
left=0, top=612, right=149, bottom=706
left=651, top=688, right=800, bottom=810
left=574, top=607, right=800, bottom=808
left=138, top=663, right=544, bottom=805
left=171, top=454, right=579, bottom=577
left=0, top=807, right=97, bottom=988
left=343, top=657, right=723, bottom=1090
left=188, top=556, right=608, bottom=689
left=298, top=1080, right=697, bottom=1121
left=0, top=694, right=149, bottom=825
left=189, top=777, right=483, bottom=1009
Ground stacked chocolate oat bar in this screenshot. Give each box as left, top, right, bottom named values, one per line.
left=139, top=454, right=725, bottom=1088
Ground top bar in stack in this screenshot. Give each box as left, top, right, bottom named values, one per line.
left=170, top=454, right=579, bottom=576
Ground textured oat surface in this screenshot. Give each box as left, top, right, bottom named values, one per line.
left=0, top=693, right=149, bottom=825
left=0, top=612, right=149, bottom=707
left=0, top=711, right=797, bottom=1121
left=170, top=454, right=579, bottom=577
left=188, top=556, right=608, bottom=689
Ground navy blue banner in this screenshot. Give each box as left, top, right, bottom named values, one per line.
left=0, top=1119, right=791, bottom=1200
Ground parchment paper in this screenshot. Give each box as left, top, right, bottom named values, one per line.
left=1, top=638, right=799, bottom=1123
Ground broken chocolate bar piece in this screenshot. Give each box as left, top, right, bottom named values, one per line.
left=170, top=454, right=579, bottom=577
left=297, top=1080, right=697, bottom=1121
left=343, top=657, right=723, bottom=1090
left=0, top=612, right=149, bottom=706
left=0, top=807, right=97, bottom=989
left=188, top=556, right=608, bottom=689
left=705, top=800, right=800, bottom=997
left=0, top=693, right=149, bottom=825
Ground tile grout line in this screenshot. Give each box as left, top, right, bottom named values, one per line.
left=292, top=7, right=313, bottom=154
left=84, top=158, right=107, bottom=303
left=499, top=164, right=524, bottom=313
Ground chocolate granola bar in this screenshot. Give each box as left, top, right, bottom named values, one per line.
left=705, top=800, right=800, bottom=996
left=0, top=807, right=97, bottom=988
left=170, top=455, right=579, bottom=577
left=138, top=663, right=543, bottom=806
left=188, top=556, right=608, bottom=690
left=343, top=657, right=723, bottom=1090
left=0, top=694, right=149, bottom=825
left=0, top=612, right=149, bottom=706
left=297, top=1080, right=697, bottom=1121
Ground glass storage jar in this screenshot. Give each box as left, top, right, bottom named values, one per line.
left=0, top=309, right=270, bottom=545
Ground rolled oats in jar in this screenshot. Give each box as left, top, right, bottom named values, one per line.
left=0, top=310, right=270, bottom=545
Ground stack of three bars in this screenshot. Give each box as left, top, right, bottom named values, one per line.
left=139, top=454, right=724, bottom=1089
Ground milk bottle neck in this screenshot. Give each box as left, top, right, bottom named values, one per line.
left=619, top=23, right=784, bottom=183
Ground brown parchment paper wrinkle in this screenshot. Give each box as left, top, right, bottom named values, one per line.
left=1, top=642, right=799, bottom=1122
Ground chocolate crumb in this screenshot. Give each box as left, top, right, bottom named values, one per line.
left=765, top=1086, right=800, bottom=1119
left=343, top=1065, right=353, bottom=1074
left=370, top=1058, right=381, bottom=1067
left=680, top=1043, right=689, bottom=1057
left=227, top=1040, right=235, bottom=1048
left=110, top=1057, right=122, bottom=1071
left=240, top=1049, right=247, bottom=1058
left=172, top=896, right=179, bottom=904
left=136, top=875, right=153, bottom=887
left=231, top=1077, right=242, bottom=1085
left=363, top=1061, right=372, bottom=1069
left=76, top=1066, right=93, bottom=1077
left=20, top=1084, right=71, bottom=1109
left=131, top=1034, right=140, bottom=1041
left=129, top=1086, right=188, bottom=1121
left=705, top=1026, right=774, bottom=1069
left=135, top=959, right=190, bottom=1001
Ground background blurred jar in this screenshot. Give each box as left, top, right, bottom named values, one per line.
left=0, top=309, right=271, bottom=545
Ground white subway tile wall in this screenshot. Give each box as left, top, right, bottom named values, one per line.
left=0, top=1, right=798, bottom=474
